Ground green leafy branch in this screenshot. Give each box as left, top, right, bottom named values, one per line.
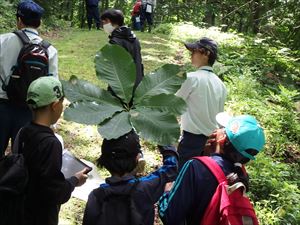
left=62, top=44, right=186, bottom=145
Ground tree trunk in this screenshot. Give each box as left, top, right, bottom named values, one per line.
left=237, top=12, right=243, bottom=33
left=80, top=0, right=85, bottom=28
left=103, top=0, right=109, bottom=10
left=252, top=0, right=261, bottom=33
left=70, top=0, right=74, bottom=26
left=203, top=0, right=216, bottom=26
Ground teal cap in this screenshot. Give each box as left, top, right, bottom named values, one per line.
left=27, top=77, right=64, bottom=109
left=217, top=113, right=265, bottom=160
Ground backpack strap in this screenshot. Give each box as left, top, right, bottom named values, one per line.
left=41, top=40, right=51, bottom=49
left=13, top=128, right=53, bottom=163
left=193, top=156, right=227, bottom=184
left=13, top=30, right=51, bottom=49
left=0, top=75, right=5, bottom=89
left=12, top=128, right=23, bottom=154
left=13, top=30, right=30, bottom=45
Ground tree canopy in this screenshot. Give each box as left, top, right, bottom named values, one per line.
left=1, top=0, right=300, bottom=49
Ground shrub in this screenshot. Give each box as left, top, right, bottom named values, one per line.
left=248, top=155, right=300, bottom=225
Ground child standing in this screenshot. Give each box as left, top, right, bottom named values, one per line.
left=159, top=114, right=265, bottom=225
left=17, top=77, right=88, bottom=225
left=82, top=130, right=178, bottom=225
left=176, top=37, right=227, bottom=168
left=100, top=9, right=144, bottom=91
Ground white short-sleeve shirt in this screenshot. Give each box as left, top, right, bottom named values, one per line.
left=176, top=66, right=227, bottom=136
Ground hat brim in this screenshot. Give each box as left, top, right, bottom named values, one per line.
left=184, top=43, right=198, bottom=51
left=216, top=112, right=232, bottom=128
left=184, top=42, right=212, bottom=51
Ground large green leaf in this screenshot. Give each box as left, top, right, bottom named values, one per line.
left=62, top=79, right=121, bottom=106
left=130, top=108, right=180, bottom=145
left=136, top=94, right=187, bottom=115
left=98, top=111, right=132, bottom=140
left=95, top=44, right=136, bottom=103
left=64, top=101, right=124, bottom=125
left=134, top=64, right=186, bottom=103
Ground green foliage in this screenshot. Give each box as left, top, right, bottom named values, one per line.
left=52, top=25, right=300, bottom=225
left=222, top=53, right=300, bottom=224
left=153, top=23, right=175, bottom=35
left=248, top=155, right=300, bottom=225
left=1, top=0, right=299, bottom=50
left=224, top=69, right=300, bottom=160
left=211, top=31, right=300, bottom=223
left=95, top=45, right=136, bottom=104
left=0, top=0, right=17, bottom=33
left=63, top=44, right=186, bottom=145
left=258, top=0, right=300, bottom=50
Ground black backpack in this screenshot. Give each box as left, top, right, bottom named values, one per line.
left=0, top=129, right=51, bottom=225
left=93, top=181, right=143, bottom=225
left=4, top=30, right=51, bottom=104
left=0, top=129, right=28, bottom=225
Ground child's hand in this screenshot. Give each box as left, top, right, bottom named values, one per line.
left=74, top=168, right=89, bottom=186
left=203, top=128, right=227, bottom=155
left=215, top=128, right=226, bottom=146
left=164, top=182, right=174, bottom=192
left=203, top=131, right=218, bottom=155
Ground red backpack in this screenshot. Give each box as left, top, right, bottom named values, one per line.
left=194, top=156, right=259, bottom=225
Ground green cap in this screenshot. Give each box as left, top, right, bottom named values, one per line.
left=27, top=76, right=64, bottom=109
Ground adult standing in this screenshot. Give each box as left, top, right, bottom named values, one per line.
left=100, top=9, right=144, bottom=92
left=140, top=0, right=157, bottom=33
left=176, top=37, right=227, bottom=168
left=0, top=0, right=58, bottom=156
left=86, top=0, right=101, bottom=30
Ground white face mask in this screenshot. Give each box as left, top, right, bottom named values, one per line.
left=103, top=23, right=115, bottom=34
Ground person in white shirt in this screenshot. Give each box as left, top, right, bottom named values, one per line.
left=176, top=37, right=227, bottom=168
left=0, top=0, right=58, bottom=156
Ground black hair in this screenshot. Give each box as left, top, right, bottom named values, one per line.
left=222, top=141, right=258, bottom=191
left=196, top=48, right=217, bottom=66
left=96, top=154, right=138, bottom=176
left=100, top=9, right=124, bottom=26
left=17, top=15, right=41, bottom=28
left=208, top=51, right=217, bottom=66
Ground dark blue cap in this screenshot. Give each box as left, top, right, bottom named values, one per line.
left=184, top=37, right=218, bottom=57
left=17, top=1, right=44, bottom=20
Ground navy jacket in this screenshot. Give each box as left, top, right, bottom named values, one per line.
left=159, top=154, right=236, bottom=225
left=83, top=153, right=178, bottom=225
left=86, top=0, right=99, bottom=7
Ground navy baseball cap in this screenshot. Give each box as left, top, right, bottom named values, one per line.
left=184, top=37, right=218, bottom=56
left=101, top=130, right=142, bottom=159
left=17, top=1, right=44, bottom=20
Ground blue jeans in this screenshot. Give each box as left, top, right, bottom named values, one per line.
left=0, top=101, right=32, bottom=156
left=177, top=131, right=208, bottom=169
left=131, top=15, right=141, bottom=30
